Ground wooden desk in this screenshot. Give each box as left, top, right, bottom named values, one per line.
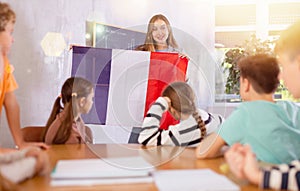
left=20, top=144, right=269, bottom=191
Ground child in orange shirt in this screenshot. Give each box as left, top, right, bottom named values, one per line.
left=0, top=2, right=50, bottom=189
left=0, top=2, right=47, bottom=149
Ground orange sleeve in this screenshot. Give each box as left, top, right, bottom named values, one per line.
left=0, top=58, right=18, bottom=113
left=4, top=58, right=18, bottom=92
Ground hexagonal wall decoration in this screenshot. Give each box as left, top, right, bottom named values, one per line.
left=40, top=32, right=66, bottom=57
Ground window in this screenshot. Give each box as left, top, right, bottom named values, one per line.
left=214, top=1, right=300, bottom=103
left=215, top=4, right=256, bottom=26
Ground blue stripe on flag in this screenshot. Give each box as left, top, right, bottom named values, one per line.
left=72, top=46, right=112, bottom=124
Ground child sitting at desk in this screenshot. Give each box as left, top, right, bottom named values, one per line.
left=42, top=77, right=94, bottom=144
left=0, top=2, right=50, bottom=189
left=138, top=81, right=223, bottom=146
left=224, top=20, right=300, bottom=191
left=196, top=54, right=300, bottom=164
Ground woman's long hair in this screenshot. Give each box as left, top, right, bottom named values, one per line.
left=137, top=14, right=178, bottom=52
left=42, top=77, right=93, bottom=144
left=162, top=82, right=206, bottom=137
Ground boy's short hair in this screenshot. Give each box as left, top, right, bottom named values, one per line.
left=0, top=2, right=16, bottom=32
left=275, top=20, right=300, bottom=58
left=238, top=54, right=279, bottom=94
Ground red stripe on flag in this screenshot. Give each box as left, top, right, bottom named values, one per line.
left=144, top=52, right=188, bottom=130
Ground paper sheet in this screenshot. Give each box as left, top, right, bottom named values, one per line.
left=152, top=169, right=240, bottom=191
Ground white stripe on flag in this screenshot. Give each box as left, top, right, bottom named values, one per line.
left=106, top=49, right=151, bottom=127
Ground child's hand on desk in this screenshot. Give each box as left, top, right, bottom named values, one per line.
left=224, top=143, right=262, bottom=186
left=18, top=142, right=50, bottom=150
left=25, top=147, right=50, bottom=176
left=224, top=143, right=246, bottom=179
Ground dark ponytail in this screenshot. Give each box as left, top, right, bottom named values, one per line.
left=42, top=96, right=63, bottom=141
left=192, top=111, right=206, bottom=138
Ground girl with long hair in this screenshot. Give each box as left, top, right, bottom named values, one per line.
left=42, top=77, right=94, bottom=144
left=136, top=14, right=181, bottom=53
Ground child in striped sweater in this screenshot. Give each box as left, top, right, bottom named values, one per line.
left=138, top=82, right=223, bottom=146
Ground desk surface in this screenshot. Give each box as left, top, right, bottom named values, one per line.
left=20, top=144, right=270, bottom=191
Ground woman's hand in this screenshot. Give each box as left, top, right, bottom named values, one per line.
left=179, top=53, right=190, bottom=60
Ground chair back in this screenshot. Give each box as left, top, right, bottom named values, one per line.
left=128, top=127, right=142, bottom=144
left=21, top=126, right=45, bottom=142
left=85, top=125, right=94, bottom=144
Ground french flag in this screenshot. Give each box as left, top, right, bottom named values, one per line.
left=72, top=46, right=188, bottom=129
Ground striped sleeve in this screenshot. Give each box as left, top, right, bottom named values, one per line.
left=138, top=97, right=168, bottom=146
left=138, top=98, right=224, bottom=146
left=197, top=109, right=224, bottom=135
left=261, top=160, right=300, bottom=190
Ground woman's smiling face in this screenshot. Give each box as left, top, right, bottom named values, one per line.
left=152, top=19, right=169, bottom=45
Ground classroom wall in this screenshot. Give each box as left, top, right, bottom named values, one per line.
left=0, top=0, right=215, bottom=147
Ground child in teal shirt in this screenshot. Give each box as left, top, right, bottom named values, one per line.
left=224, top=21, right=300, bottom=190
left=196, top=54, right=300, bottom=164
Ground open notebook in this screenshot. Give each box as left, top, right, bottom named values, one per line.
left=51, top=156, right=154, bottom=186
